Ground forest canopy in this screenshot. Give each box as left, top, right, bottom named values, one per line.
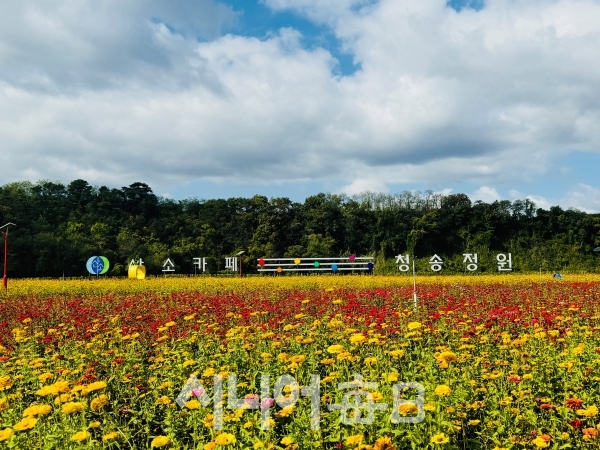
left=0, top=180, right=599, bottom=276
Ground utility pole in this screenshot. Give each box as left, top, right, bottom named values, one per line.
left=1, top=223, right=16, bottom=290
left=412, top=256, right=417, bottom=311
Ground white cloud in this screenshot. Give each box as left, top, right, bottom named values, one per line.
left=500, top=184, right=600, bottom=213
left=471, top=186, right=501, bottom=203
left=339, top=176, right=389, bottom=196
left=563, top=184, right=600, bottom=213
left=0, top=0, right=599, bottom=198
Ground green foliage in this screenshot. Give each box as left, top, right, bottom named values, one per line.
left=0, top=180, right=598, bottom=276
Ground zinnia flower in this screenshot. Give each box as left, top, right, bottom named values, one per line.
left=374, top=436, right=395, bottom=449
left=349, top=333, right=367, bottom=344
left=71, top=431, right=90, bottom=442
left=90, top=394, right=109, bottom=411
left=566, top=398, right=583, bottom=410
left=398, top=402, right=419, bottom=416
left=0, top=428, right=14, bottom=442
left=103, top=432, right=119, bottom=441
left=61, top=402, right=85, bottom=414
left=434, top=385, right=452, bottom=397
left=215, top=433, right=236, bottom=445
left=151, top=436, right=171, bottom=447
left=577, top=406, right=599, bottom=417
left=13, top=417, right=37, bottom=431
left=435, top=352, right=458, bottom=368
left=80, top=381, right=107, bottom=396
left=22, top=404, right=52, bottom=417
left=327, top=345, right=344, bottom=354
left=430, top=433, right=450, bottom=444
left=345, top=434, right=364, bottom=446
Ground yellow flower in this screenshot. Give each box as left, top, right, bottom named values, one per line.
left=577, top=406, right=599, bottom=417
left=36, top=380, right=70, bottom=396
left=165, top=321, right=176, bottom=327
left=89, top=421, right=101, bottom=428
left=468, top=420, right=481, bottom=426
left=430, top=433, right=450, bottom=444
left=327, top=345, right=344, bottom=354
left=91, top=394, right=109, bottom=411
left=202, top=414, right=214, bottom=427
left=388, top=350, right=405, bottom=359
left=435, top=351, right=458, bottom=368
left=214, top=433, right=236, bottom=445
left=71, top=431, right=90, bottom=442
left=398, top=402, right=419, bottom=416
left=0, top=397, right=9, bottom=412
left=13, top=417, right=37, bottom=431
left=204, top=443, right=216, bottom=450
left=387, top=373, right=399, bottom=382
left=321, top=358, right=335, bottom=365
left=349, top=333, right=367, bottom=344
left=434, top=385, right=452, bottom=397
left=80, top=381, right=107, bottom=396
left=532, top=436, right=549, bottom=448
left=289, top=355, right=306, bottom=363
left=185, top=399, right=201, bottom=409
left=0, top=428, right=14, bottom=442
left=374, top=436, right=394, bottom=449
left=281, top=436, right=293, bottom=445
left=151, top=435, right=171, bottom=447
left=254, top=442, right=265, bottom=449
left=371, top=392, right=384, bottom=402
left=407, top=322, right=422, bottom=330
left=202, top=368, right=216, bottom=377
left=22, top=404, right=52, bottom=417
left=156, top=396, right=171, bottom=405
left=424, top=402, right=436, bottom=411
left=364, top=357, right=377, bottom=365
left=38, top=373, right=54, bottom=383
left=345, top=434, right=364, bottom=446
left=275, top=405, right=295, bottom=417
left=61, top=402, right=85, bottom=414
left=0, top=376, right=13, bottom=391
left=56, top=392, right=75, bottom=405
left=103, top=432, right=119, bottom=441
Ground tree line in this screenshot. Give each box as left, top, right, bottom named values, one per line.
left=0, top=179, right=599, bottom=277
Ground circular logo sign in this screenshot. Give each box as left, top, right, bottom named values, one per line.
left=86, top=256, right=109, bottom=275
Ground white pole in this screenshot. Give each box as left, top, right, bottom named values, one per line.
left=412, top=257, right=417, bottom=311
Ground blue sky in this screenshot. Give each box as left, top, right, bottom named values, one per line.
left=0, top=0, right=599, bottom=211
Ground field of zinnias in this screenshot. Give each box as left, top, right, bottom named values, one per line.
left=1, top=275, right=600, bottom=449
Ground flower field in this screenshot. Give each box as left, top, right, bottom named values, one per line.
left=1, top=275, right=600, bottom=449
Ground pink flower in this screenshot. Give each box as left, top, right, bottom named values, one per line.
left=192, top=388, right=205, bottom=397
left=260, top=398, right=274, bottom=409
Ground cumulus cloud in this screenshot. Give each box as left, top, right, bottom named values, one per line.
left=471, top=186, right=501, bottom=203
left=0, top=0, right=599, bottom=196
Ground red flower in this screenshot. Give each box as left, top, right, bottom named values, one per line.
left=569, top=419, right=582, bottom=429
left=540, top=404, right=554, bottom=410
left=566, top=398, right=583, bottom=410
left=508, top=375, right=522, bottom=383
